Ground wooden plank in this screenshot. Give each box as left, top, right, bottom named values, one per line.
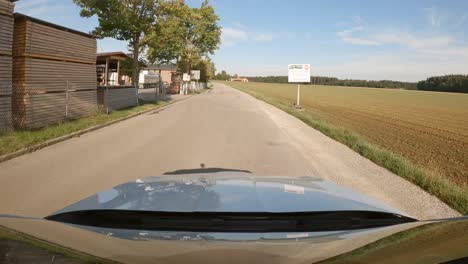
left=12, top=57, right=97, bottom=92
left=12, top=20, right=96, bottom=64
left=0, top=0, right=14, bottom=16
left=0, top=96, right=12, bottom=132
left=0, top=15, right=13, bottom=55
left=0, top=55, right=12, bottom=95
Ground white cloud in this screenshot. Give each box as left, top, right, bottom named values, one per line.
left=221, top=27, right=248, bottom=46
left=313, top=54, right=468, bottom=82
left=424, top=7, right=445, bottom=29
left=15, top=0, right=64, bottom=17
left=336, top=27, right=380, bottom=46
left=221, top=27, right=275, bottom=46
left=254, top=33, right=273, bottom=42
left=373, top=32, right=454, bottom=49
left=336, top=9, right=468, bottom=60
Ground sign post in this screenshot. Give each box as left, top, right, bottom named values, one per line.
left=191, top=70, right=201, bottom=90
left=288, top=64, right=310, bottom=108
left=182, top=73, right=191, bottom=95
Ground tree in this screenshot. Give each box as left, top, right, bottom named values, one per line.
left=193, top=57, right=215, bottom=82
left=146, top=0, right=221, bottom=74
left=73, top=0, right=159, bottom=85
left=214, top=70, right=230, bottom=81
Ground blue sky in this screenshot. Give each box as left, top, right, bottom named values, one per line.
left=15, top=0, right=468, bottom=81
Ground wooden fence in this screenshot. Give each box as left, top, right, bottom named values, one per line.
left=98, top=86, right=138, bottom=113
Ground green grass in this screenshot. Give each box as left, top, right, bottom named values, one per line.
left=0, top=225, right=117, bottom=263
left=318, top=220, right=468, bottom=264
left=0, top=100, right=168, bottom=157
left=220, top=81, right=468, bottom=214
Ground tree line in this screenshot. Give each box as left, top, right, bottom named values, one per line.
left=417, top=75, right=468, bottom=93
left=74, top=0, right=221, bottom=84
left=216, top=71, right=468, bottom=93
left=215, top=74, right=418, bottom=90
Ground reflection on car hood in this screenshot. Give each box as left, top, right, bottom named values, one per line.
left=52, top=172, right=407, bottom=216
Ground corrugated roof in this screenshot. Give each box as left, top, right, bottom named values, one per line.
left=97, top=52, right=131, bottom=59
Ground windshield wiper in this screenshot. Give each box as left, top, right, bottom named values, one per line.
left=46, top=210, right=416, bottom=232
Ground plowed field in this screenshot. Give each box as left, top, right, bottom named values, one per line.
left=226, top=81, right=468, bottom=186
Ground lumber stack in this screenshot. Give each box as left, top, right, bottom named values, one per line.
left=13, top=90, right=97, bottom=128
left=0, top=0, right=13, bottom=16
left=98, top=86, right=138, bottom=112
left=0, top=0, right=14, bottom=132
left=12, top=14, right=98, bottom=128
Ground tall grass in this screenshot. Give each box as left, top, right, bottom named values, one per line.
left=232, top=85, right=468, bottom=215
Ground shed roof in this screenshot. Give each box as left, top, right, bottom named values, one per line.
left=97, top=52, right=131, bottom=60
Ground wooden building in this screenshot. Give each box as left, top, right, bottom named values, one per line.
left=97, top=52, right=132, bottom=86
left=230, top=77, right=249, bottom=82
left=12, top=13, right=98, bottom=128
left=0, top=0, right=15, bottom=132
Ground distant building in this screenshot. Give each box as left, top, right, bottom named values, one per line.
left=230, top=77, right=249, bottom=82
left=141, top=64, right=178, bottom=84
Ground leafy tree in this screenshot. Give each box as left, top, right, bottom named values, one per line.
left=146, top=0, right=221, bottom=73
left=214, top=70, right=231, bottom=81
left=418, top=75, right=468, bottom=93
left=193, top=57, right=216, bottom=82
left=73, top=0, right=159, bottom=85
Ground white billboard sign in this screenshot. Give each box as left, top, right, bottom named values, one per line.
left=191, top=70, right=201, bottom=80
left=182, top=73, right=191, bottom=81
left=288, top=64, right=310, bottom=83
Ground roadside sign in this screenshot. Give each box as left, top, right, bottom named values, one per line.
left=183, top=73, right=191, bottom=81
left=288, top=64, right=310, bottom=83
left=191, top=70, right=201, bottom=80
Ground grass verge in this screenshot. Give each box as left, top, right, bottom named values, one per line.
left=318, top=220, right=468, bottom=263
left=0, top=225, right=116, bottom=263
left=230, top=84, right=468, bottom=215
left=0, top=100, right=168, bottom=157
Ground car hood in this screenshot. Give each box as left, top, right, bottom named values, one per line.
left=51, top=172, right=408, bottom=216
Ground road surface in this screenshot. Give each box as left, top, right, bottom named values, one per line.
left=0, top=83, right=459, bottom=219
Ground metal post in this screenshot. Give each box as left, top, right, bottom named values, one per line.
left=158, top=69, right=162, bottom=102
left=104, top=58, right=109, bottom=86
left=105, top=86, right=109, bottom=114
left=296, top=84, right=301, bottom=107
left=135, top=84, right=139, bottom=106
left=65, top=81, right=69, bottom=118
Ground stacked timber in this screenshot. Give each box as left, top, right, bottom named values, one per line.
left=0, top=0, right=13, bottom=16
left=0, top=0, right=14, bottom=132
left=169, top=73, right=181, bottom=94
left=12, top=14, right=97, bottom=128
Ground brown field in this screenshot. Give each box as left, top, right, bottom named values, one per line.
left=224, top=81, right=468, bottom=186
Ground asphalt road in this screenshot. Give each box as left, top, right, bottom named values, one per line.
left=0, top=83, right=459, bottom=219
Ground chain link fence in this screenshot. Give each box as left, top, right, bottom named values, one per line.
left=98, top=86, right=139, bottom=114
left=11, top=83, right=98, bottom=129
left=138, top=83, right=165, bottom=102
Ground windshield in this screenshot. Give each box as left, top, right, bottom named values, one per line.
left=0, top=0, right=467, bottom=263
